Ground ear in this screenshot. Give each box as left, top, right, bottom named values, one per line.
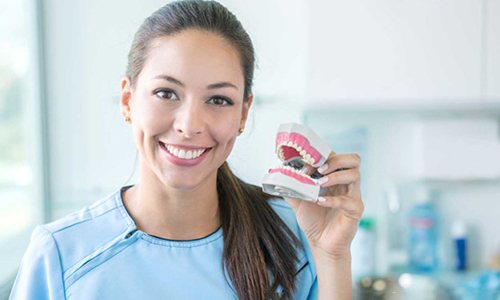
left=240, top=93, right=253, bottom=127
left=120, top=77, right=133, bottom=119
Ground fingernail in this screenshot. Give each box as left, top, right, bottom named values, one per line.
left=317, top=197, right=326, bottom=202
left=317, top=176, right=328, bottom=185
left=317, top=164, right=328, bottom=174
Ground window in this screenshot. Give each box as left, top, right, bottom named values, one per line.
left=0, top=0, right=45, bottom=286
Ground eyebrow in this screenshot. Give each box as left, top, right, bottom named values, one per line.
left=153, top=75, right=238, bottom=90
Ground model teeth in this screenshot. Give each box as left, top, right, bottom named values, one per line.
left=278, top=148, right=285, bottom=161
left=165, top=144, right=206, bottom=160
left=278, top=141, right=315, bottom=165
left=279, top=165, right=308, bottom=176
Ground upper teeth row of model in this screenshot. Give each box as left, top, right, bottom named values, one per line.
left=278, top=141, right=315, bottom=165
left=166, top=144, right=206, bottom=160
left=278, top=165, right=308, bottom=176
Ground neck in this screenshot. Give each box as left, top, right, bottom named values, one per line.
left=123, top=165, right=220, bottom=240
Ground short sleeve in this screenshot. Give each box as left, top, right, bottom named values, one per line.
left=9, top=226, right=66, bottom=300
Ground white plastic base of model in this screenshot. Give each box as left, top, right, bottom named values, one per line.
left=262, top=172, right=320, bottom=202
left=277, top=123, right=331, bottom=168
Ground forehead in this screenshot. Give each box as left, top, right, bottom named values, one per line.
left=140, top=29, right=244, bottom=89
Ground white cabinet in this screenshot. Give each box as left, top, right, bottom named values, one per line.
left=223, top=0, right=309, bottom=101
left=306, top=0, right=483, bottom=104
left=485, top=0, right=500, bottom=99
left=415, top=118, right=500, bottom=180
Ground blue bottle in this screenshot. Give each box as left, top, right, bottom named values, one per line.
left=408, top=189, right=439, bottom=273
left=452, top=221, right=468, bottom=271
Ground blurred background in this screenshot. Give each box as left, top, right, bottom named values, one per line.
left=1, top=0, right=499, bottom=299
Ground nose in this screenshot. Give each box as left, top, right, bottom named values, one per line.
left=173, top=100, right=205, bottom=138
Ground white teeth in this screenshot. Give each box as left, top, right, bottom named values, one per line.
left=279, top=165, right=308, bottom=177
left=163, top=143, right=206, bottom=160
left=278, top=141, right=315, bottom=165
left=280, top=149, right=285, bottom=160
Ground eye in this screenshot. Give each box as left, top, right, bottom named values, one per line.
left=154, top=89, right=178, bottom=101
left=207, top=96, right=234, bottom=106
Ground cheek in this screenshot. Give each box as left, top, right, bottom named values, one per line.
left=133, top=99, right=170, bottom=137
left=213, top=119, right=239, bottom=151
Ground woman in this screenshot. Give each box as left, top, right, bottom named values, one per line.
left=10, top=1, right=363, bottom=299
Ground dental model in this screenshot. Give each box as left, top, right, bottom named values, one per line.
left=262, top=123, right=331, bottom=202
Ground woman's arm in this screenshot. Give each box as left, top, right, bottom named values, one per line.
left=10, top=226, right=66, bottom=300
left=286, top=152, right=364, bottom=299
left=311, top=248, right=352, bottom=299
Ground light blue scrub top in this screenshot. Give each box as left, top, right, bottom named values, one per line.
left=10, top=186, right=318, bottom=299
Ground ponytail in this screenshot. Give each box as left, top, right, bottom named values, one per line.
left=217, top=162, right=301, bottom=299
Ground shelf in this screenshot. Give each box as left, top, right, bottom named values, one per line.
left=396, top=177, right=500, bottom=190
left=303, top=99, right=500, bottom=117
left=420, top=177, right=500, bottom=184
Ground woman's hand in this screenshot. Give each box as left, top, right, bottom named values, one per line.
left=285, top=152, right=364, bottom=260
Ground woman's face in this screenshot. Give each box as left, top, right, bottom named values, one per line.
left=121, top=29, right=252, bottom=190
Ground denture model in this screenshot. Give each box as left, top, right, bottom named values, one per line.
left=262, top=123, right=331, bottom=201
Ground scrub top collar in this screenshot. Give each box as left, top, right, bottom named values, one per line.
left=115, top=185, right=224, bottom=248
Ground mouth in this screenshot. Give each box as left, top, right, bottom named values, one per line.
left=262, top=123, right=331, bottom=201
left=268, top=124, right=331, bottom=186
left=159, top=142, right=211, bottom=160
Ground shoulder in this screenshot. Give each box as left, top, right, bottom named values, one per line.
left=267, top=199, right=317, bottom=271
left=35, top=188, right=132, bottom=273
left=43, top=188, right=128, bottom=233
left=19, top=226, right=61, bottom=267
left=266, top=199, right=310, bottom=253
left=267, top=198, right=302, bottom=234
left=10, top=225, right=67, bottom=299
left=267, top=198, right=311, bottom=261
left=267, top=198, right=318, bottom=298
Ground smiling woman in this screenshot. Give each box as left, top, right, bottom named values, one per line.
left=9, top=1, right=363, bottom=299
left=9, top=1, right=314, bottom=299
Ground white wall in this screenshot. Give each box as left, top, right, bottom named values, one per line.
left=42, top=0, right=163, bottom=210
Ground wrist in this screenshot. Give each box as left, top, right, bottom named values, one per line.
left=310, top=246, right=353, bottom=300
left=309, top=242, right=352, bottom=262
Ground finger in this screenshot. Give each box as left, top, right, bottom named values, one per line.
left=316, top=195, right=364, bottom=214
left=317, top=153, right=361, bottom=175
left=317, top=168, right=360, bottom=187
left=302, top=164, right=316, bottom=176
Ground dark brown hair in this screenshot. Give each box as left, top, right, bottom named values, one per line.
left=125, top=1, right=301, bottom=299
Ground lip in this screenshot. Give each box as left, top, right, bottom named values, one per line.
left=161, top=142, right=211, bottom=150
left=159, top=142, right=212, bottom=167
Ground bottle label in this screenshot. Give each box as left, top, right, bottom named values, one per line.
left=410, top=218, right=434, bottom=228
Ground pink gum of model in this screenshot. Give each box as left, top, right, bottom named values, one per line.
left=262, top=123, right=331, bottom=201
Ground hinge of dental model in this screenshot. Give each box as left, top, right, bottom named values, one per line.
left=262, top=123, right=331, bottom=202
